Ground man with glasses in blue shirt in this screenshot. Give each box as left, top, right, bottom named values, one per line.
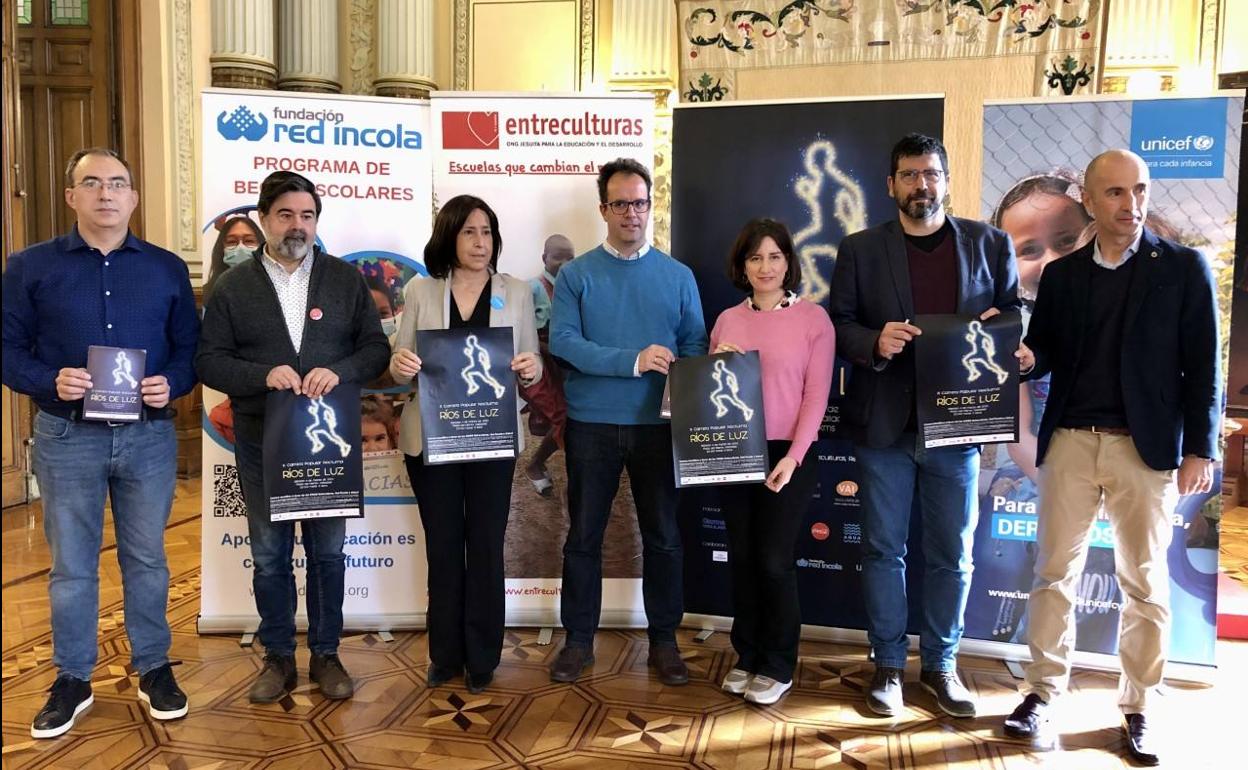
left=830, top=134, right=1021, bottom=719
left=548, top=158, right=708, bottom=685
left=3, top=147, right=199, bottom=737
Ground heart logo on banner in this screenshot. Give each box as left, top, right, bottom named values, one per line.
left=466, top=112, right=499, bottom=149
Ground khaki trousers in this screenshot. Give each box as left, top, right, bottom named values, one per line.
left=1021, top=428, right=1179, bottom=714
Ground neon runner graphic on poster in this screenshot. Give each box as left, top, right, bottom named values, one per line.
left=915, top=312, right=1022, bottom=448
left=263, top=385, right=365, bottom=522
left=669, top=351, right=768, bottom=487
left=415, top=327, right=518, bottom=464
left=83, top=345, right=146, bottom=421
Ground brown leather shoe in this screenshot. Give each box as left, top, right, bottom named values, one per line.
left=549, top=645, right=594, bottom=683
left=248, top=654, right=296, bottom=703
left=309, top=653, right=354, bottom=700
left=648, top=644, right=689, bottom=686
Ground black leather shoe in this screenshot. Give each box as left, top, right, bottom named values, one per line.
left=1003, top=693, right=1050, bottom=739
left=466, top=670, right=494, bottom=694
left=138, top=663, right=189, bottom=720
left=426, top=663, right=459, bottom=687
left=1123, top=713, right=1160, bottom=766
left=865, top=667, right=904, bottom=717
left=648, top=644, right=690, bottom=686
left=248, top=654, right=297, bottom=703
left=31, top=675, right=93, bottom=739
left=549, top=645, right=594, bottom=683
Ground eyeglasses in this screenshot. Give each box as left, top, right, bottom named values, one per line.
left=894, top=169, right=945, bottom=184
left=604, top=198, right=651, bottom=215
left=75, top=178, right=132, bottom=192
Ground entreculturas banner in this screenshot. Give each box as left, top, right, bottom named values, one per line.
left=973, top=94, right=1242, bottom=666
left=430, top=92, right=656, bottom=627
left=672, top=95, right=944, bottom=630
left=199, top=88, right=433, bottom=632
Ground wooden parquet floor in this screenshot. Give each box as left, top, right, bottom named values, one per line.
left=2, top=484, right=1246, bottom=769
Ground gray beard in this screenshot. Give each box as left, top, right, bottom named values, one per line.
left=275, top=236, right=309, bottom=260
left=898, top=195, right=940, bottom=221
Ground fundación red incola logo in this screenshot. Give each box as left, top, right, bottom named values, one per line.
left=810, top=522, right=830, bottom=541
left=442, top=111, right=499, bottom=150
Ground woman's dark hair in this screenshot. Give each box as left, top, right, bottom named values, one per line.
left=424, top=195, right=502, bottom=279
left=257, top=170, right=321, bottom=216
left=203, top=216, right=263, bottom=302
left=991, top=170, right=1088, bottom=229
left=727, top=218, right=801, bottom=293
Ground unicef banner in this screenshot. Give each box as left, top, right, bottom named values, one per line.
left=430, top=93, right=656, bottom=627
left=974, top=94, right=1242, bottom=666
left=199, top=89, right=432, bottom=632
left=672, top=96, right=944, bottom=630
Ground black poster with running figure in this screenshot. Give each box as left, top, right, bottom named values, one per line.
left=669, top=351, right=768, bottom=488
left=416, top=326, right=517, bottom=464
left=914, top=312, right=1021, bottom=448
left=263, top=384, right=364, bottom=522
left=83, top=345, right=146, bottom=421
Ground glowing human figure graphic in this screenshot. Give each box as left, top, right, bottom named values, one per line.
left=710, top=359, right=755, bottom=421
left=461, top=333, right=506, bottom=399
left=111, top=351, right=138, bottom=388
left=305, top=397, right=352, bottom=458
left=962, top=320, right=1009, bottom=385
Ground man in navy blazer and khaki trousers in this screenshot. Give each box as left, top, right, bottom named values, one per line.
left=831, top=134, right=1021, bottom=719
left=1005, top=150, right=1220, bottom=767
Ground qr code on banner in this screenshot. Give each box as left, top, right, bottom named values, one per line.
left=212, top=464, right=247, bottom=518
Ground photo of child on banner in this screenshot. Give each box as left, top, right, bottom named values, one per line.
left=262, top=384, right=365, bottom=522
left=668, top=351, right=769, bottom=487
left=415, top=326, right=519, bottom=464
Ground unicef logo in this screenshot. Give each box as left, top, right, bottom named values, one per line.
left=1194, top=135, right=1215, bottom=152
left=217, top=106, right=269, bottom=142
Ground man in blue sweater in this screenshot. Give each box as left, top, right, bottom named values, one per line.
left=548, top=158, right=708, bottom=685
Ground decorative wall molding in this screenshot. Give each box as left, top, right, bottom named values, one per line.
left=453, top=0, right=594, bottom=90
left=347, top=0, right=377, bottom=95
left=676, top=0, right=1106, bottom=100
left=174, top=0, right=196, bottom=252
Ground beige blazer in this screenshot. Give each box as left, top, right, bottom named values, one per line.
left=391, top=271, right=542, bottom=457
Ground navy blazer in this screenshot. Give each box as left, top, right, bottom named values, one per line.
left=1024, top=228, right=1221, bottom=471
left=830, top=216, right=1021, bottom=448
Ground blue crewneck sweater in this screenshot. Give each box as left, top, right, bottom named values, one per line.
left=550, top=244, right=707, bottom=424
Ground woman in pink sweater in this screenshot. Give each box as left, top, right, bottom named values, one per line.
left=710, top=218, right=835, bottom=705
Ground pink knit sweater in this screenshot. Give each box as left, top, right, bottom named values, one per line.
left=709, top=298, right=835, bottom=464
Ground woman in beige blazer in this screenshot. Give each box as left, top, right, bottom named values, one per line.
left=390, top=195, right=541, bottom=694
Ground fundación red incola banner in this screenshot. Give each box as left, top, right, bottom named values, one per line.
left=430, top=92, right=657, bottom=626
left=198, top=88, right=432, bottom=632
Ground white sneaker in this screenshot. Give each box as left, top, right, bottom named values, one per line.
left=721, top=668, right=752, bottom=695
left=744, top=674, right=792, bottom=705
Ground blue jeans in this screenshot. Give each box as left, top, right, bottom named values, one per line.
left=561, top=420, right=683, bottom=647
left=32, top=411, right=177, bottom=681
left=856, top=433, right=979, bottom=672
left=234, top=435, right=345, bottom=657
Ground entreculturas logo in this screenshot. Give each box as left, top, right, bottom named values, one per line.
left=443, top=111, right=500, bottom=150
left=217, top=104, right=422, bottom=150
left=441, top=109, right=645, bottom=150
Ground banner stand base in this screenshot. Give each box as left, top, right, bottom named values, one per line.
left=536, top=628, right=554, bottom=645
left=1005, top=659, right=1026, bottom=680
left=694, top=629, right=715, bottom=643
left=239, top=632, right=254, bottom=647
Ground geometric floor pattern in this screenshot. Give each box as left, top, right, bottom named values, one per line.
left=3, top=489, right=1246, bottom=769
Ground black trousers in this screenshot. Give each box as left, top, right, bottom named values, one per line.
left=722, top=441, right=818, bottom=683
left=404, top=454, right=515, bottom=675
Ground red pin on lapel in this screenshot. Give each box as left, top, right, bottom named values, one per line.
left=309, top=308, right=323, bottom=321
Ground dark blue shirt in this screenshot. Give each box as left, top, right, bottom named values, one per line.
left=2, top=226, right=200, bottom=411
